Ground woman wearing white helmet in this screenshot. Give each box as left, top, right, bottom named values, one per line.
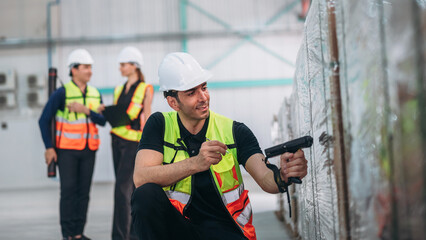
left=101, top=46, right=153, bottom=240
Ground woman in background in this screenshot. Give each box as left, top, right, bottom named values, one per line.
left=102, top=46, right=153, bottom=240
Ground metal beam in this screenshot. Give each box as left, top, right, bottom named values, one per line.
left=187, top=0, right=299, bottom=69
left=179, top=0, right=188, bottom=52
left=46, top=0, right=60, bottom=68
left=0, top=28, right=297, bottom=49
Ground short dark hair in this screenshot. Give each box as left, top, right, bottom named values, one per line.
left=163, top=90, right=180, bottom=102
left=69, top=64, right=80, bottom=77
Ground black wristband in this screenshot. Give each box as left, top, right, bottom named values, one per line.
left=265, top=163, right=291, bottom=193
left=263, top=157, right=294, bottom=218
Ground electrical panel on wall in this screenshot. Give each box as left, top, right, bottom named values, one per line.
left=26, top=74, right=47, bottom=108
left=27, top=89, right=47, bottom=108
left=27, top=74, right=46, bottom=88
left=0, top=68, right=16, bottom=91
left=0, top=92, right=17, bottom=109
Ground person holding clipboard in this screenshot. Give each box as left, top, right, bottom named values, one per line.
left=100, top=46, right=153, bottom=240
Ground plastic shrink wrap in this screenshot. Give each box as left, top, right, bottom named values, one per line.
left=274, top=0, right=426, bottom=239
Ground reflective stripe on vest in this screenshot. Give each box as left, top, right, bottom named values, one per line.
left=236, top=200, right=252, bottom=226
left=162, top=111, right=256, bottom=240
left=221, top=183, right=244, bottom=205
left=56, top=117, right=87, bottom=124
left=110, top=82, right=153, bottom=142
left=165, top=190, right=190, bottom=205
left=55, top=81, right=101, bottom=151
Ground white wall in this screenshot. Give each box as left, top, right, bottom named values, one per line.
left=0, top=0, right=304, bottom=189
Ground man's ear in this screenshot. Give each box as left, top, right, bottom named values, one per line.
left=71, top=67, right=78, bottom=76
left=166, top=96, right=180, bottom=111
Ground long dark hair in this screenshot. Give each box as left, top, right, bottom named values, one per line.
left=136, top=68, right=145, bottom=82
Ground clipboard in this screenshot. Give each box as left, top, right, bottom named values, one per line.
left=103, top=105, right=131, bottom=127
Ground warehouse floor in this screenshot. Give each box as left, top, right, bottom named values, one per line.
left=0, top=176, right=295, bottom=240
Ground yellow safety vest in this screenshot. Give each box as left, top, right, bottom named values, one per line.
left=162, top=111, right=256, bottom=240
left=110, top=82, right=153, bottom=142
left=55, top=81, right=101, bottom=151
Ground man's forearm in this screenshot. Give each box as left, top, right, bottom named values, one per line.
left=259, top=169, right=281, bottom=194
left=134, top=142, right=228, bottom=188
left=134, top=156, right=198, bottom=188
left=246, top=153, right=281, bottom=194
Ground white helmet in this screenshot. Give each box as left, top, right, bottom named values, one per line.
left=158, top=52, right=212, bottom=91
left=118, top=46, right=144, bottom=68
left=67, top=49, right=94, bottom=68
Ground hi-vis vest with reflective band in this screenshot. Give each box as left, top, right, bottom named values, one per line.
left=162, top=111, right=257, bottom=240
left=110, top=82, right=152, bottom=142
left=55, top=81, right=101, bottom=150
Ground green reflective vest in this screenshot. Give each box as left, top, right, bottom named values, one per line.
left=55, top=81, right=101, bottom=150
left=110, top=82, right=151, bottom=142
left=162, top=111, right=256, bottom=240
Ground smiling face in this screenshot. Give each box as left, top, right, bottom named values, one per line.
left=167, top=82, right=210, bottom=122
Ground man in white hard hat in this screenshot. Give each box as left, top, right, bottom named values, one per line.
left=131, top=52, right=308, bottom=240
left=39, top=49, right=105, bottom=240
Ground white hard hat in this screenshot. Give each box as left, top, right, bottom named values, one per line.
left=67, top=49, right=94, bottom=68
left=118, top=46, right=144, bottom=68
left=158, top=52, right=212, bottom=92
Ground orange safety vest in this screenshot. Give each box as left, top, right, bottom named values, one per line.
left=162, top=111, right=257, bottom=240
left=55, top=81, right=101, bottom=150
left=110, top=82, right=153, bottom=142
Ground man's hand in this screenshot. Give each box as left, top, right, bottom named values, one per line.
left=97, top=104, right=105, bottom=113
left=280, top=149, right=308, bottom=183
left=45, top=148, right=57, bottom=165
left=193, top=140, right=228, bottom=172
left=67, top=102, right=90, bottom=115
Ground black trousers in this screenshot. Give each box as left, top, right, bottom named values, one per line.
left=57, top=147, right=96, bottom=238
left=131, top=183, right=247, bottom=240
left=111, top=134, right=138, bottom=240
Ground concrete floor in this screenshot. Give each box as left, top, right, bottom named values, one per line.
left=0, top=175, right=295, bottom=240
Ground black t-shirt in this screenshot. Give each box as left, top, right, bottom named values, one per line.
left=138, top=112, right=262, bottom=237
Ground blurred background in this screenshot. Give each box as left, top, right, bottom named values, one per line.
left=0, top=0, right=305, bottom=239
left=1, top=0, right=426, bottom=240
left=0, top=0, right=303, bottom=188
